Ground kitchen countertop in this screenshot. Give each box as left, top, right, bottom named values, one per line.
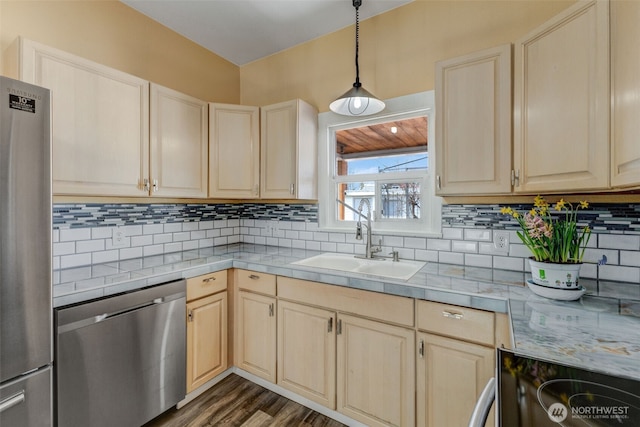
left=54, top=243, right=640, bottom=382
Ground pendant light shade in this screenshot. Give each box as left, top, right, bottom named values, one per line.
left=330, top=0, right=385, bottom=116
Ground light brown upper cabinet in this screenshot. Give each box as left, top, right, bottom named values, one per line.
left=17, top=38, right=150, bottom=197
left=435, top=44, right=512, bottom=196
left=150, top=83, right=208, bottom=198
left=260, top=99, right=318, bottom=199
left=16, top=38, right=209, bottom=198
left=513, top=0, right=610, bottom=193
left=209, top=104, right=260, bottom=198
left=610, top=0, right=640, bottom=188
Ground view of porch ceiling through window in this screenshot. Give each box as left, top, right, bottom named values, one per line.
left=335, top=116, right=428, bottom=221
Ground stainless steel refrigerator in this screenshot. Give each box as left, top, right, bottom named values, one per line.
left=0, top=76, right=52, bottom=426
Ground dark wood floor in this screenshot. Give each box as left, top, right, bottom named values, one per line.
left=144, top=374, right=346, bottom=427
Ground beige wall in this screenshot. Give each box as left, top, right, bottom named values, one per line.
left=0, top=0, right=239, bottom=103
left=240, top=0, right=575, bottom=111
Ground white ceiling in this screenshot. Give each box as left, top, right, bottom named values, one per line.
left=121, top=0, right=413, bottom=66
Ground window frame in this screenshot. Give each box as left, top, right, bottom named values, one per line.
left=317, top=91, right=442, bottom=237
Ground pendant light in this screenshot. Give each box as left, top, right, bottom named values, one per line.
left=329, top=0, right=385, bottom=116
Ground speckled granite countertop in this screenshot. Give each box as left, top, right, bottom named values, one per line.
left=53, top=243, right=640, bottom=381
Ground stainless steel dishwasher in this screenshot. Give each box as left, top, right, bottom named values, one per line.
left=55, top=280, right=186, bottom=427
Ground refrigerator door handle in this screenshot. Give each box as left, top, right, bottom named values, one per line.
left=467, top=377, right=495, bottom=427
left=0, top=390, right=25, bottom=414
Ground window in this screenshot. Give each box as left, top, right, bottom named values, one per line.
left=318, top=91, right=442, bottom=236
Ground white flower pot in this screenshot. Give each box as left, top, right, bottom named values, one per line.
left=529, top=259, right=582, bottom=289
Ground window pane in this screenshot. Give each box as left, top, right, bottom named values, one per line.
left=337, top=153, right=428, bottom=176
left=380, top=182, right=421, bottom=219
left=335, top=117, right=428, bottom=176
left=337, top=182, right=375, bottom=221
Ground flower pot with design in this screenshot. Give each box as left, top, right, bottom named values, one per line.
left=529, top=259, right=581, bottom=289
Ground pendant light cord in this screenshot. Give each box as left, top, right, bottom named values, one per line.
left=354, top=0, right=361, bottom=88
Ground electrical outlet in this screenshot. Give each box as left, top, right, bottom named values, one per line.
left=112, top=226, right=127, bottom=248
left=493, top=231, right=510, bottom=252
left=267, top=221, right=279, bottom=235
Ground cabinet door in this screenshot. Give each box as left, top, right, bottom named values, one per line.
left=19, top=38, right=149, bottom=196
left=417, top=332, right=494, bottom=427
left=261, top=99, right=318, bottom=199
left=337, top=314, right=415, bottom=427
left=277, top=301, right=336, bottom=409
left=611, top=0, right=640, bottom=188
left=186, top=291, right=228, bottom=393
left=209, top=103, right=260, bottom=198
left=513, top=0, right=609, bottom=193
left=435, top=44, right=512, bottom=195
left=235, top=291, right=276, bottom=383
left=150, top=83, right=208, bottom=198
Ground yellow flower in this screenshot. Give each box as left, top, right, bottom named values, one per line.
left=513, top=212, right=520, bottom=218
left=500, top=206, right=511, bottom=215
left=529, top=208, right=537, bottom=216
left=579, top=200, right=589, bottom=209
left=533, top=195, right=546, bottom=208
left=555, top=199, right=566, bottom=211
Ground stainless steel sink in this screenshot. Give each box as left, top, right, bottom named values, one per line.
left=292, top=253, right=425, bottom=280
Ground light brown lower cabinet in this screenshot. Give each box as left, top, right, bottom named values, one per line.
left=186, top=271, right=228, bottom=393
left=417, top=332, right=494, bottom=427
left=277, top=300, right=336, bottom=408
left=277, top=277, right=415, bottom=427
left=186, top=291, right=228, bottom=392
left=336, top=314, right=415, bottom=427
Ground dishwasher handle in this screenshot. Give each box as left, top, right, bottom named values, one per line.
left=95, top=297, right=163, bottom=322
left=59, top=296, right=175, bottom=334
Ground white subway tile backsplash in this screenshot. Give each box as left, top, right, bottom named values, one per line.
left=60, top=253, right=92, bottom=269
left=427, top=239, right=451, bottom=251
left=439, top=251, right=464, bottom=265
left=76, top=239, right=105, bottom=253
left=599, top=234, right=640, bottom=251
left=465, top=254, right=492, bottom=268
left=493, top=256, right=523, bottom=272
left=320, top=242, right=337, bottom=252
left=329, top=233, right=346, bottom=243
left=382, top=236, right=403, bottom=247
left=415, top=249, right=438, bottom=262
left=164, top=242, right=183, bottom=253
left=143, top=244, right=164, bottom=257
left=451, top=240, right=478, bottom=253
left=313, top=232, right=329, bottom=242
left=153, top=233, right=173, bottom=244
left=442, top=228, right=463, bottom=240
left=92, top=227, right=113, bottom=239
left=306, top=240, right=321, bottom=251
left=621, top=251, right=640, bottom=267
left=131, top=235, right=153, bottom=247
left=120, top=247, right=143, bottom=260
left=599, top=265, right=640, bottom=283
left=278, top=239, right=292, bottom=248
left=92, top=250, right=119, bottom=264
left=60, top=228, right=91, bottom=242
left=164, top=223, right=182, bottom=233
left=404, top=237, right=426, bottom=250
left=336, top=243, right=355, bottom=254
left=173, top=232, right=190, bottom=242
left=54, top=242, right=75, bottom=256
left=465, top=229, right=492, bottom=241
left=183, top=240, right=199, bottom=251
left=182, top=222, right=199, bottom=232
left=143, top=224, right=163, bottom=235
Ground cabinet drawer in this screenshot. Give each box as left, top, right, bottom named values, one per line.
left=235, top=269, right=276, bottom=296
left=186, top=270, right=227, bottom=301
left=416, top=300, right=494, bottom=346
left=278, top=277, right=414, bottom=327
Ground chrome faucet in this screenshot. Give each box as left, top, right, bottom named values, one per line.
left=336, top=198, right=381, bottom=259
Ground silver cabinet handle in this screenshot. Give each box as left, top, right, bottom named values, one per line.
left=0, top=391, right=25, bottom=413
left=152, top=179, right=158, bottom=192
left=337, top=319, right=342, bottom=335
left=187, top=309, right=193, bottom=322
left=269, top=303, right=274, bottom=317
left=249, top=274, right=260, bottom=280
left=289, top=183, right=295, bottom=195
left=143, top=178, right=150, bottom=192
left=328, top=317, right=333, bottom=333
left=203, top=277, right=216, bottom=283
left=436, top=175, right=441, bottom=190
left=442, top=310, right=464, bottom=320
left=418, top=339, right=425, bottom=358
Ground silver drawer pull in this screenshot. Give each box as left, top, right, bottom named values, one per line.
left=203, top=277, right=216, bottom=283
left=0, top=391, right=25, bottom=413
left=442, top=310, right=464, bottom=320
left=249, top=274, right=260, bottom=280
